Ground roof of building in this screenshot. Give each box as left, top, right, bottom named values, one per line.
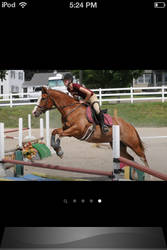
left=144, top=70, right=152, bottom=74
left=22, top=72, right=56, bottom=87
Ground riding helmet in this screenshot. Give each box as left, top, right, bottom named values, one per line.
left=63, top=73, right=73, bottom=83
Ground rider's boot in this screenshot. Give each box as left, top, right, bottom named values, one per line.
left=96, top=111, right=109, bottom=134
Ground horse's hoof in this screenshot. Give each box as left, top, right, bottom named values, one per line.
left=55, top=138, right=60, bottom=148
left=57, top=149, right=64, bottom=158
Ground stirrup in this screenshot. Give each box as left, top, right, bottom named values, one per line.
left=101, top=125, right=109, bottom=133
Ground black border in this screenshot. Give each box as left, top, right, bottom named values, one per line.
left=1, top=0, right=167, bottom=234
left=0, top=181, right=167, bottom=226
left=1, top=54, right=167, bottom=227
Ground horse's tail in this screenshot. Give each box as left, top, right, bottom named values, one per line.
left=133, top=125, right=150, bottom=168
left=134, top=127, right=145, bottom=152
left=113, top=114, right=145, bottom=152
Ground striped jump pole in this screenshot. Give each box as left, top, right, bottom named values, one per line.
left=40, top=118, right=44, bottom=138
left=1, top=158, right=114, bottom=177
left=0, top=123, right=6, bottom=176
left=46, top=111, right=50, bottom=149
left=112, top=125, right=121, bottom=180
left=4, top=118, right=23, bottom=145
left=5, top=117, right=23, bottom=147
left=0, top=115, right=45, bottom=177
left=4, top=115, right=44, bottom=144
left=18, top=118, right=23, bottom=148
left=112, top=125, right=167, bottom=181
left=28, top=114, right=32, bottom=139
left=4, top=128, right=29, bottom=134
left=119, top=156, right=167, bottom=181
left=23, top=114, right=36, bottom=140
left=4, top=114, right=31, bottom=136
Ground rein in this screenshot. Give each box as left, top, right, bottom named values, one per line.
left=62, top=103, right=82, bottom=120
left=37, top=92, right=82, bottom=119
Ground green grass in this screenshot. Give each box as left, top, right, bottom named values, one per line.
left=103, top=102, right=167, bottom=127
left=0, top=105, right=62, bottom=128
left=0, top=102, right=167, bottom=128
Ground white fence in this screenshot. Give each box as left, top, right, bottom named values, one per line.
left=0, top=86, right=167, bottom=107
left=0, top=92, right=41, bottom=107
left=93, top=86, right=167, bottom=106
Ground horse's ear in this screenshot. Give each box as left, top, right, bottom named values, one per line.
left=42, top=86, right=48, bottom=94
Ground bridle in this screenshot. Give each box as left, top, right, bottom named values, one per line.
left=36, top=94, right=57, bottom=112
left=36, top=92, right=82, bottom=119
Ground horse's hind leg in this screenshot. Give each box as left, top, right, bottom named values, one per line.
left=132, top=144, right=149, bottom=168
left=110, top=141, right=134, bottom=161
left=128, top=129, right=149, bottom=167
left=121, top=124, right=149, bottom=168
left=120, top=142, right=134, bottom=161
left=121, top=139, right=149, bottom=168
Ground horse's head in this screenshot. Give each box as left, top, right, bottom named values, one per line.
left=32, top=86, right=54, bottom=117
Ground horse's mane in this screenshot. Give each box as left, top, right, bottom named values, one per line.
left=48, top=89, right=77, bottom=103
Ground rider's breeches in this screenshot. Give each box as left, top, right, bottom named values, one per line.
left=88, top=94, right=100, bottom=114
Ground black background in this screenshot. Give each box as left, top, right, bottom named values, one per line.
left=0, top=0, right=167, bottom=244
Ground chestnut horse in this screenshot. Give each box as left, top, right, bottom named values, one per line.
left=32, top=87, right=149, bottom=168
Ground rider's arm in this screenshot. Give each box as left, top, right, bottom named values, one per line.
left=79, top=87, right=92, bottom=103
left=73, top=95, right=80, bottom=101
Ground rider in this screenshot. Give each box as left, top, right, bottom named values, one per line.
left=63, top=73, right=109, bottom=134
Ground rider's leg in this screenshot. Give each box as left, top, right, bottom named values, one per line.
left=89, top=94, right=109, bottom=134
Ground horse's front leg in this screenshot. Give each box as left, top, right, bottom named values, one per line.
left=51, top=128, right=64, bottom=158
left=51, top=126, right=81, bottom=158
left=58, top=125, right=81, bottom=138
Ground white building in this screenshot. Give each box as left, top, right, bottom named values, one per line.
left=133, top=70, right=167, bottom=87
left=0, top=70, right=25, bottom=95
left=22, top=72, right=54, bottom=93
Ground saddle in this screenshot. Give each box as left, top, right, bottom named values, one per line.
left=86, top=105, right=113, bottom=127
left=80, top=104, right=113, bottom=141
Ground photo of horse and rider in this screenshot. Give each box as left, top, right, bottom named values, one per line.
left=1, top=70, right=167, bottom=181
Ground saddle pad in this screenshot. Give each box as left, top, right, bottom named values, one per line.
left=86, top=106, right=112, bottom=126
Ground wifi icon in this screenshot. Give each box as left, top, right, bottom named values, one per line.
left=19, top=2, right=27, bottom=8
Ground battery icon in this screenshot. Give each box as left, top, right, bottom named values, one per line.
left=154, top=2, right=166, bottom=8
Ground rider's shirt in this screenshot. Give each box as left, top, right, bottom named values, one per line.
left=67, top=83, right=94, bottom=99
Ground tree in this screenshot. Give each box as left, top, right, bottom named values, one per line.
left=71, top=70, right=144, bottom=88
left=0, top=70, right=7, bottom=81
